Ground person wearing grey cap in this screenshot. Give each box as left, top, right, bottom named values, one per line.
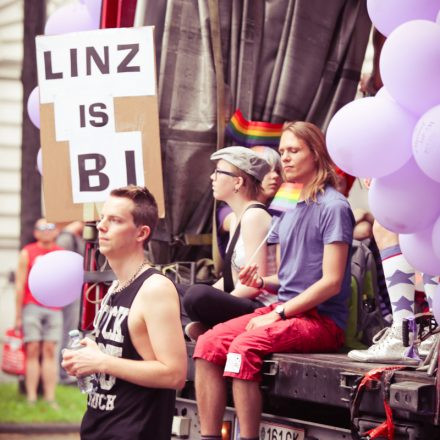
left=216, top=146, right=283, bottom=260
left=183, top=146, right=279, bottom=341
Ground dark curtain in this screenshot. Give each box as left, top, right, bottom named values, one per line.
left=141, top=0, right=371, bottom=263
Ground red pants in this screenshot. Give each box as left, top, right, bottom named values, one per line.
left=194, top=304, right=344, bottom=382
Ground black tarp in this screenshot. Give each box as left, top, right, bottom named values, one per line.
left=139, top=0, right=371, bottom=263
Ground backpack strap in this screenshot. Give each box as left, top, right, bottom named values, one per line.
left=223, top=203, right=268, bottom=293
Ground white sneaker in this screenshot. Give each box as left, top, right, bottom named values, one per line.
left=418, top=334, right=437, bottom=358
left=347, top=324, right=420, bottom=365
left=184, top=321, right=208, bottom=342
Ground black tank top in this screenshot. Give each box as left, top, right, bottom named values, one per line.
left=80, top=268, right=176, bottom=440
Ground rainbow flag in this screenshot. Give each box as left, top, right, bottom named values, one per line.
left=269, top=183, right=303, bottom=214
left=225, top=109, right=283, bottom=147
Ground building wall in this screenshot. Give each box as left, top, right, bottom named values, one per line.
left=0, top=0, right=69, bottom=352
left=0, top=0, right=24, bottom=335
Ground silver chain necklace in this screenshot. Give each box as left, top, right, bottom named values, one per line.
left=112, top=260, right=149, bottom=294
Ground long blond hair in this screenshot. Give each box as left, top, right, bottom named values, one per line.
left=282, top=121, right=337, bottom=202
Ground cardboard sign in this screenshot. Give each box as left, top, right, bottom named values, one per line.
left=36, top=26, right=165, bottom=221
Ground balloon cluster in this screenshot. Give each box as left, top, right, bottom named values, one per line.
left=27, top=0, right=102, bottom=175
left=326, top=0, right=440, bottom=276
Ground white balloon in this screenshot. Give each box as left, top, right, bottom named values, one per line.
left=36, top=148, right=43, bottom=175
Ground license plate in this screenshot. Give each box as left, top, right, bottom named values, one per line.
left=259, top=420, right=305, bottom=440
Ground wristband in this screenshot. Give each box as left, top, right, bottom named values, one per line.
left=257, top=276, right=265, bottom=289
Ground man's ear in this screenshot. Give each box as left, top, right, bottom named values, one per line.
left=137, top=225, right=151, bottom=244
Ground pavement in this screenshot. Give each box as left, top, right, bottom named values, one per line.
left=0, top=434, right=79, bottom=440
left=0, top=425, right=80, bottom=438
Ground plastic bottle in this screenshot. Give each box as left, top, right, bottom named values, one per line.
left=68, top=329, right=95, bottom=394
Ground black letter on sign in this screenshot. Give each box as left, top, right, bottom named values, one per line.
left=125, top=151, right=137, bottom=185
left=44, top=51, right=63, bottom=79
left=117, top=44, right=140, bottom=73
left=86, top=46, right=110, bottom=75
left=78, top=154, right=109, bottom=191
left=70, top=48, right=78, bottom=77
left=79, top=105, right=86, bottom=128
left=89, top=103, right=108, bottom=127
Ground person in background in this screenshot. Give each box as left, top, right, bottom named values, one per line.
left=359, top=27, right=386, bottom=98
left=334, top=167, right=374, bottom=241
left=216, top=146, right=283, bottom=259
left=334, top=167, right=355, bottom=199
left=348, top=182, right=439, bottom=364
left=15, top=218, right=62, bottom=406
left=193, top=121, right=354, bottom=440
left=62, top=185, right=187, bottom=440
left=56, top=221, right=85, bottom=385
left=183, top=147, right=278, bottom=341
left=352, top=208, right=375, bottom=241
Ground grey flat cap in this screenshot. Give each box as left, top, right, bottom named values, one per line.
left=210, top=146, right=271, bottom=182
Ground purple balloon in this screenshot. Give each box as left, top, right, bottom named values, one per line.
left=412, top=104, right=440, bottom=183
left=84, top=0, right=102, bottom=29
left=367, top=0, right=440, bottom=37
left=432, top=285, right=440, bottom=323
left=45, top=3, right=97, bottom=35
left=380, top=20, right=440, bottom=116
left=369, top=158, right=440, bottom=234
left=29, top=250, right=84, bottom=307
left=27, top=87, right=40, bottom=129
left=326, top=96, right=416, bottom=178
left=400, top=225, right=440, bottom=275
left=375, top=86, right=394, bottom=101
left=36, top=148, right=43, bottom=175
left=433, top=216, right=440, bottom=261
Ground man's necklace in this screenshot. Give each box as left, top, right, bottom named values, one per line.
left=112, top=259, right=149, bottom=294
left=92, top=259, right=149, bottom=335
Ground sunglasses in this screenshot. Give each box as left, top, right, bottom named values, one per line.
left=214, top=169, right=238, bottom=179
left=35, top=223, right=56, bottom=231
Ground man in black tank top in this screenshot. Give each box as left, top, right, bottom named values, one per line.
left=62, top=186, right=187, bottom=440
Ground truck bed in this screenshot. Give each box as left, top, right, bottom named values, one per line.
left=184, top=342, right=438, bottom=428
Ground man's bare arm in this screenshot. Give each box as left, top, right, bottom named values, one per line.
left=62, top=276, right=187, bottom=389
left=281, top=242, right=350, bottom=317
left=245, top=242, right=349, bottom=330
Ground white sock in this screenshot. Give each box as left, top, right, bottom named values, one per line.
left=380, top=245, right=415, bottom=326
